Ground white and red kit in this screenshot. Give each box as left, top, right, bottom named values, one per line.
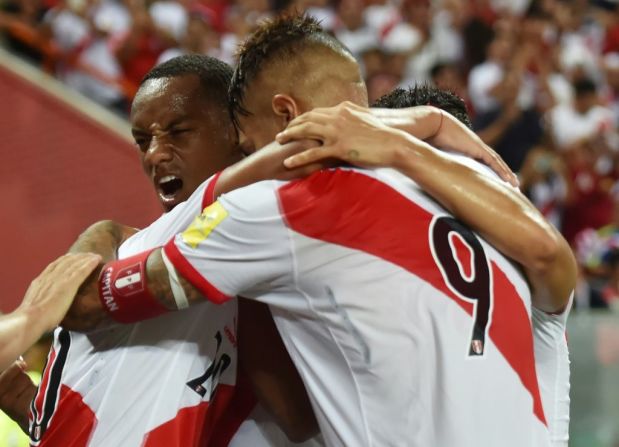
left=163, top=167, right=553, bottom=447
left=532, top=298, right=572, bottom=447
left=29, top=177, right=316, bottom=447
left=451, top=154, right=572, bottom=447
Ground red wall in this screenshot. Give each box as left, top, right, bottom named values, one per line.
left=0, top=66, right=161, bottom=312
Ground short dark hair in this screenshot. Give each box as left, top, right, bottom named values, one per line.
left=573, top=78, right=597, bottom=97
left=229, top=13, right=351, bottom=126
left=140, top=54, right=233, bottom=112
left=373, top=84, right=472, bottom=129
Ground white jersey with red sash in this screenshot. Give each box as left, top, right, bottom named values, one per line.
left=28, top=176, right=250, bottom=447
left=164, top=167, right=553, bottom=447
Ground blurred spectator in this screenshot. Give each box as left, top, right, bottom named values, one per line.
left=520, top=138, right=569, bottom=230
left=157, top=6, right=221, bottom=64
left=333, top=0, right=377, bottom=61
left=600, top=249, right=619, bottom=310
left=383, top=0, right=463, bottom=85
left=560, top=127, right=617, bottom=246
left=150, top=0, right=188, bottom=43
left=109, top=0, right=173, bottom=88
left=549, top=78, right=615, bottom=150
left=0, top=0, right=48, bottom=62
left=603, top=52, right=619, bottom=126
left=576, top=194, right=619, bottom=275
left=592, top=0, right=619, bottom=54
left=51, top=0, right=129, bottom=110
left=467, top=27, right=514, bottom=114
left=473, top=68, right=544, bottom=172
left=362, top=0, right=399, bottom=35
left=430, top=61, right=469, bottom=107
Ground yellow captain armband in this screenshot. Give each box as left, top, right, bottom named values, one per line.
left=182, top=201, right=229, bottom=249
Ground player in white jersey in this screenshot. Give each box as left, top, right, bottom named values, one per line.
left=280, top=86, right=574, bottom=447
left=372, top=87, right=573, bottom=447
left=59, top=15, right=575, bottom=447
left=0, top=55, right=320, bottom=447
left=279, top=85, right=574, bottom=447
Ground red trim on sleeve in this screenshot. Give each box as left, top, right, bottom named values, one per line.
left=202, top=171, right=224, bottom=210
left=164, top=239, right=232, bottom=304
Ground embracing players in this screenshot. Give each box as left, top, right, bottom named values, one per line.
left=56, top=14, right=574, bottom=447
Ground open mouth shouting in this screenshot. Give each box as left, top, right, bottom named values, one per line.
left=156, top=174, right=185, bottom=210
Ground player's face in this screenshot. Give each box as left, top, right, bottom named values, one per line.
left=131, top=75, right=240, bottom=212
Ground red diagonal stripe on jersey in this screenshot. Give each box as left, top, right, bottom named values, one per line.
left=34, top=348, right=57, bottom=419
left=37, top=385, right=96, bottom=446
left=277, top=169, right=546, bottom=425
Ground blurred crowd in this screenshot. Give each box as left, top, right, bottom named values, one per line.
left=1, top=0, right=619, bottom=310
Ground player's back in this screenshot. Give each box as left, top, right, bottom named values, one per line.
left=258, top=168, right=552, bottom=446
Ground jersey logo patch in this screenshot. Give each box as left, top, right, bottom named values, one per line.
left=182, top=201, right=228, bottom=248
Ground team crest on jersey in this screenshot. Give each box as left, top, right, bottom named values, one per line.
left=182, top=201, right=228, bottom=248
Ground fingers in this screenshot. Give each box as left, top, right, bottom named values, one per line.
left=63, top=253, right=102, bottom=282
left=37, top=253, right=100, bottom=278
left=278, top=139, right=322, bottom=158
left=284, top=147, right=337, bottom=169
left=23, top=253, right=101, bottom=309
left=277, top=121, right=333, bottom=145
left=480, top=149, right=518, bottom=187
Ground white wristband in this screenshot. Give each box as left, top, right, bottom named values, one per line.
left=161, top=250, right=189, bottom=310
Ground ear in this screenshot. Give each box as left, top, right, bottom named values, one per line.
left=272, top=94, right=299, bottom=126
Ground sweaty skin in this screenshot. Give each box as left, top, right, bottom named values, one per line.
left=277, top=102, right=575, bottom=312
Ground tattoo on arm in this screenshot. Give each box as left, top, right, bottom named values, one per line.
left=146, top=249, right=205, bottom=310
left=68, top=220, right=133, bottom=260
left=61, top=221, right=137, bottom=331
left=70, top=220, right=127, bottom=314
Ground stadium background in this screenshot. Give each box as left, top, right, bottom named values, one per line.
left=0, top=0, right=618, bottom=445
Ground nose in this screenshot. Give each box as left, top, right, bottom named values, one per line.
left=143, top=136, right=173, bottom=169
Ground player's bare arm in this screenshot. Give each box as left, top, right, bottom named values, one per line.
left=277, top=101, right=518, bottom=187
left=61, top=221, right=139, bottom=330
left=277, top=104, right=576, bottom=313
left=68, top=220, right=138, bottom=258
left=60, top=247, right=201, bottom=332
left=213, top=138, right=325, bottom=197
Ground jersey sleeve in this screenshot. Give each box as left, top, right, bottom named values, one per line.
left=163, top=180, right=293, bottom=304
left=531, top=292, right=573, bottom=447
left=118, top=173, right=221, bottom=257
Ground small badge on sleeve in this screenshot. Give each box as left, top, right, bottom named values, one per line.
left=182, top=201, right=229, bottom=248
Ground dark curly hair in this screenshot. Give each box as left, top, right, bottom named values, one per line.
left=373, top=84, right=472, bottom=129
left=229, top=13, right=352, bottom=127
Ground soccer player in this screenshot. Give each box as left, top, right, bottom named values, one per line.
left=60, top=15, right=574, bottom=447
left=278, top=85, right=573, bottom=447
left=0, top=55, right=320, bottom=447
left=0, top=253, right=99, bottom=371
left=0, top=57, right=501, bottom=446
